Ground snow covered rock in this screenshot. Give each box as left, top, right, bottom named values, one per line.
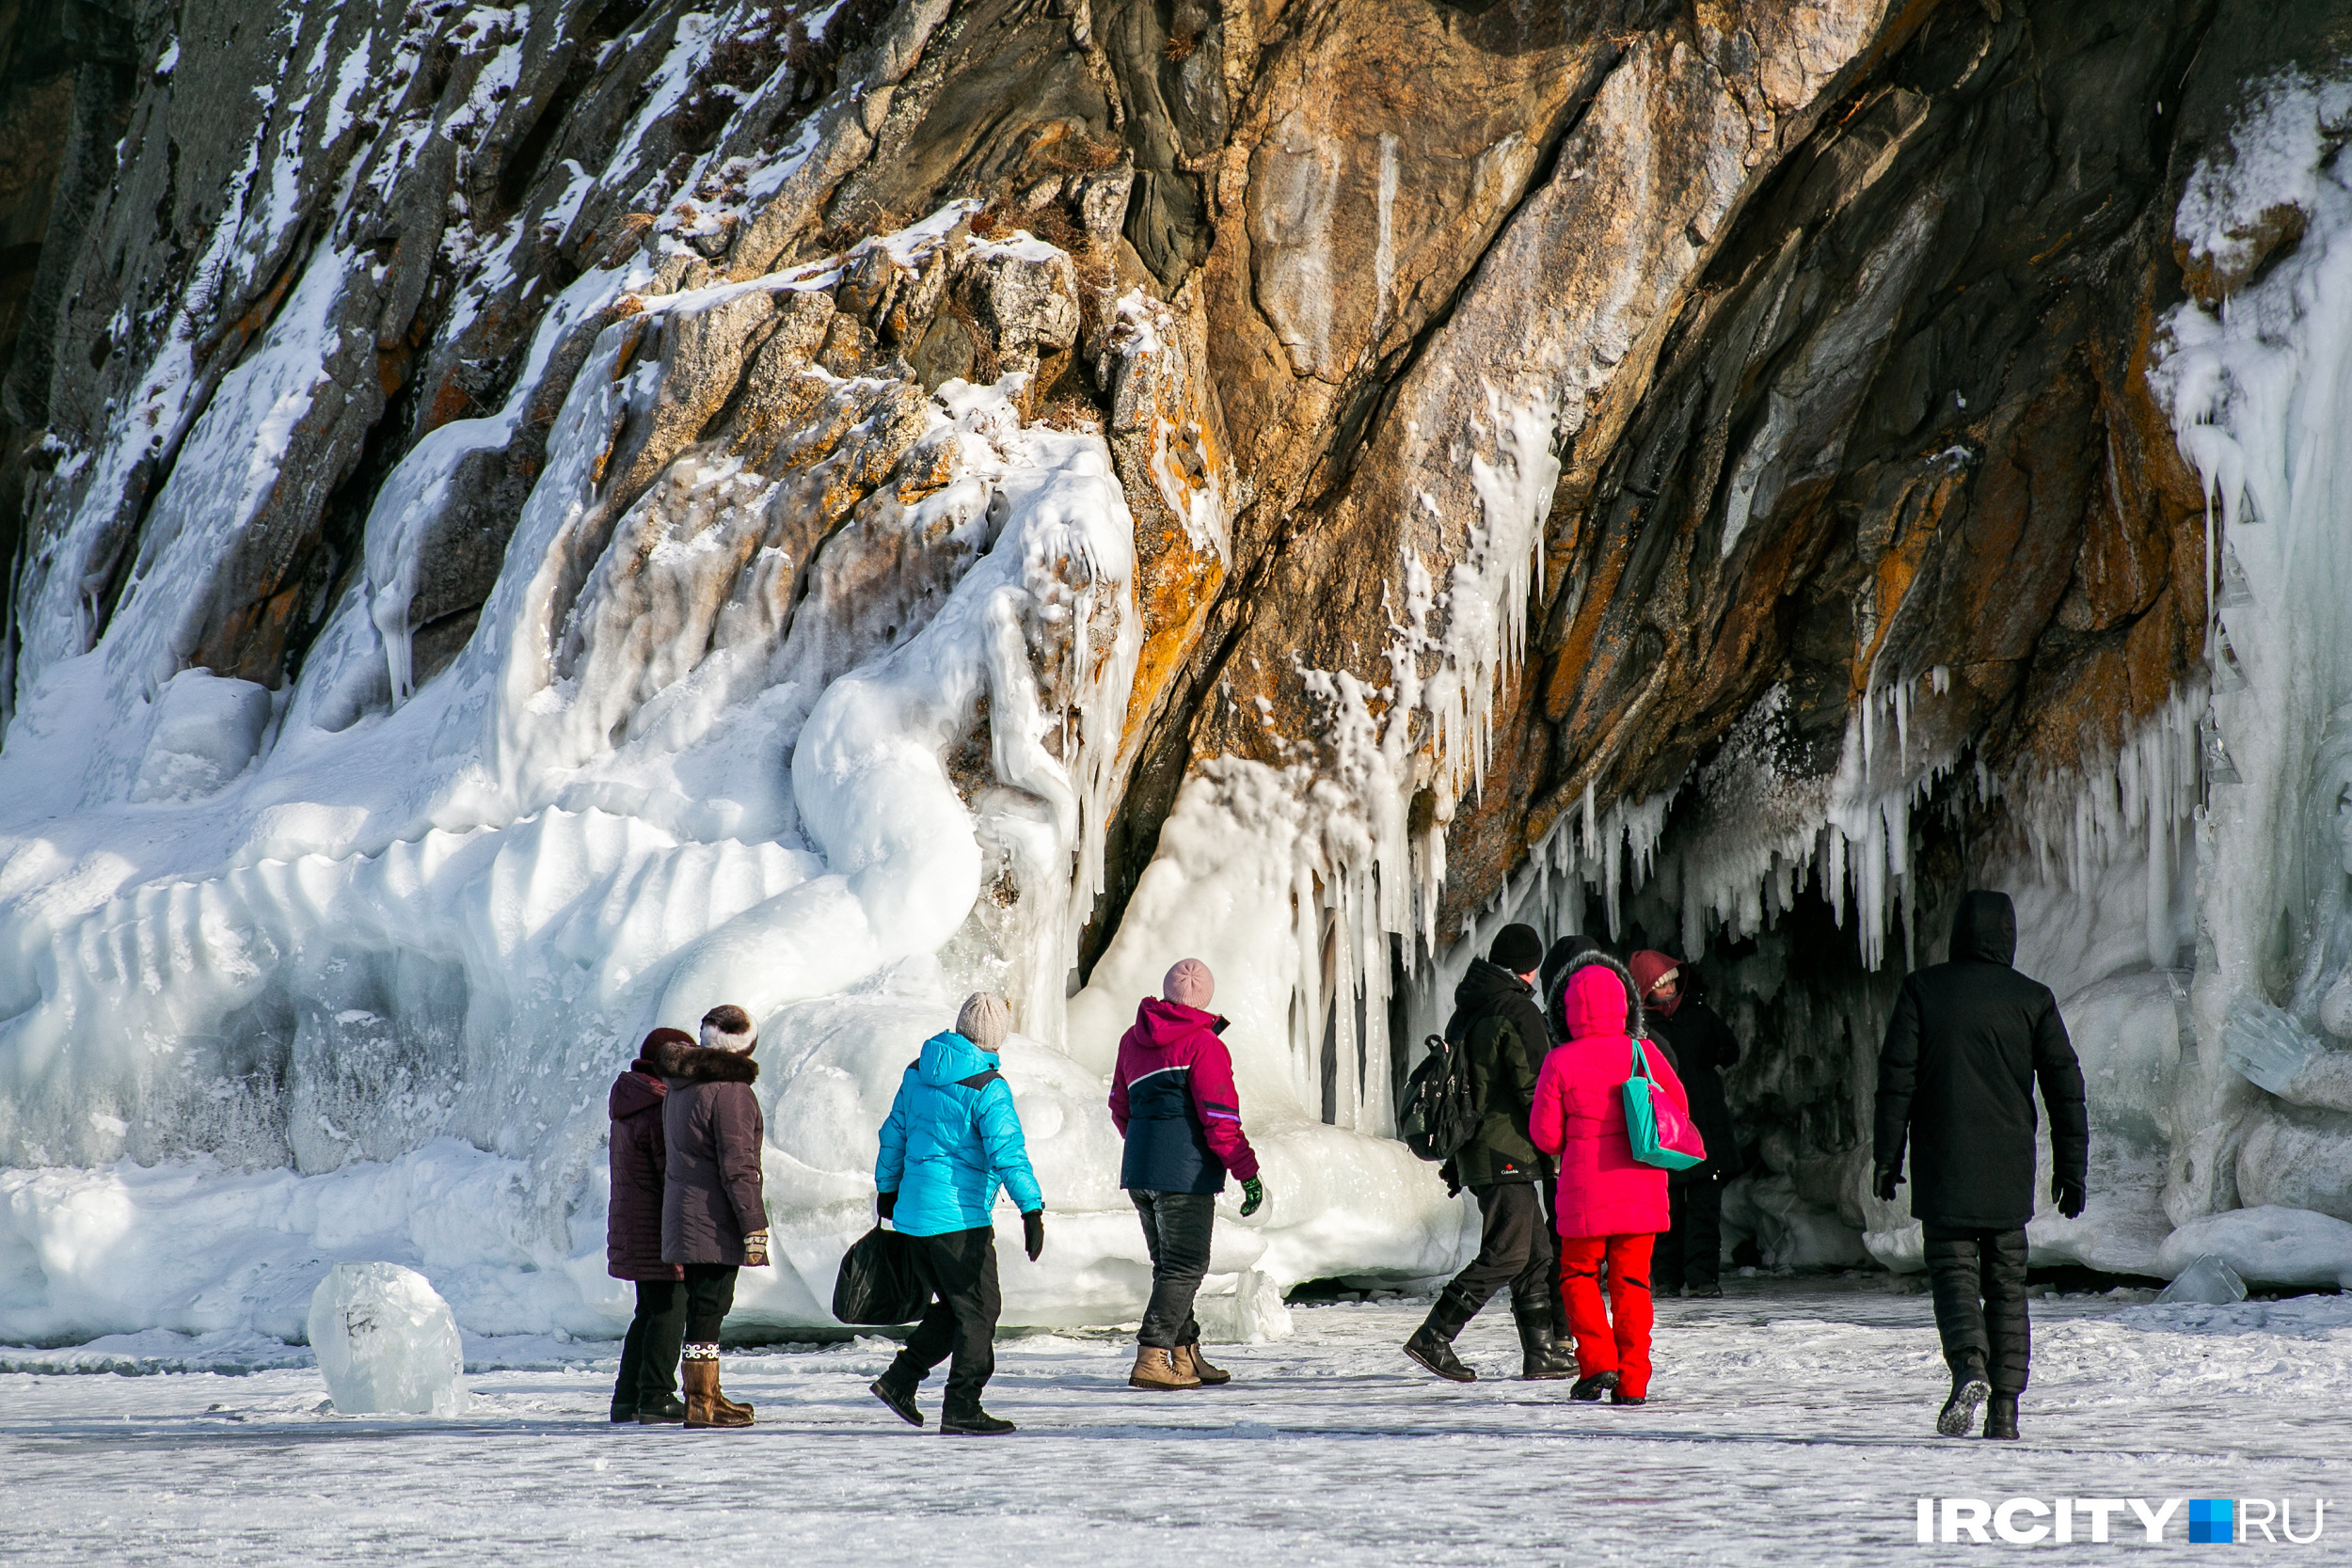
left=307, top=1263, right=468, bottom=1417
left=131, top=671, right=274, bottom=803
left=2156, top=1208, right=2352, bottom=1293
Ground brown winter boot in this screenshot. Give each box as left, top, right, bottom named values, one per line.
left=1128, top=1345, right=1202, bottom=1390
left=1176, top=1342, right=1230, bottom=1385
left=683, top=1355, right=753, bottom=1428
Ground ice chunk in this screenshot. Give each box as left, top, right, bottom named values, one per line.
left=1194, top=1269, right=1294, bottom=1345
left=131, top=670, right=274, bottom=802
left=1724, top=1171, right=1868, bottom=1270
left=2156, top=1252, right=2249, bottom=1306
left=2225, top=1002, right=2322, bottom=1097
left=307, top=1262, right=468, bottom=1416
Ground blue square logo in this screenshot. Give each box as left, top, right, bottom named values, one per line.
left=2189, top=1498, right=2234, bottom=1544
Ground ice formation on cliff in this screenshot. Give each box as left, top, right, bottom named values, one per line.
left=0, top=192, right=1464, bottom=1340
left=5, top=5, right=2351, bottom=1352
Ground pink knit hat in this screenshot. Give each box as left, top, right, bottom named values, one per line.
left=1163, top=958, right=1215, bottom=1010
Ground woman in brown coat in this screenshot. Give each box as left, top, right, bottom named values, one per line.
left=608, top=1026, right=693, bottom=1422
left=660, top=1004, right=771, bottom=1428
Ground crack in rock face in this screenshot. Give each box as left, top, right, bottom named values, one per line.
left=0, top=0, right=2348, bottom=1338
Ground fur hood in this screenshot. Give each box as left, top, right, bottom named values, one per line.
left=1546, top=950, right=1646, bottom=1043
left=655, top=1036, right=761, bottom=1085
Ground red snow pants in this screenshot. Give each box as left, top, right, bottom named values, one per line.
left=1559, top=1233, right=1656, bottom=1397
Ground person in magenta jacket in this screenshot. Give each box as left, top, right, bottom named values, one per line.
left=1531, top=955, right=1692, bottom=1405
left=1108, top=958, right=1264, bottom=1390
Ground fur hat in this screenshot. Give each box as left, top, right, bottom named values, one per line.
left=634, top=1026, right=695, bottom=1071
left=700, top=1004, right=756, bottom=1054
left=956, top=991, right=1010, bottom=1053
left=1489, top=922, right=1544, bottom=975
left=1163, top=958, right=1215, bottom=1011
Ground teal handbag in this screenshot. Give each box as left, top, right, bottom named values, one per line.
left=1622, top=1037, right=1706, bottom=1171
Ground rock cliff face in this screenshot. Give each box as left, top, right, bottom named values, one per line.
left=1, top=0, right=2349, bottom=1337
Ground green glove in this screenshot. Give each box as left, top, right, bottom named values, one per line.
left=1239, top=1177, right=1264, bottom=1217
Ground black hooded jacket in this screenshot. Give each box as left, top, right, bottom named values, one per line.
left=1443, top=958, right=1553, bottom=1187
left=1647, top=993, right=1741, bottom=1180
left=1873, top=892, right=2089, bottom=1229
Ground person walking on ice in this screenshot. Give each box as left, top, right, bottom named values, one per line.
left=868, top=992, right=1046, bottom=1435
left=659, top=1005, right=771, bottom=1429
left=1404, top=923, right=1575, bottom=1383
left=1108, top=958, right=1264, bottom=1390
left=1874, top=890, right=2088, bottom=1442
left=1531, top=953, right=1688, bottom=1404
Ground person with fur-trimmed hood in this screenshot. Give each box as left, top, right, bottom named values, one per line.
left=1533, top=948, right=1689, bottom=1405
left=659, top=1004, right=770, bottom=1430
left=608, top=1026, right=693, bottom=1424
left=1404, top=923, right=1577, bottom=1384
left=867, top=992, right=1045, bottom=1436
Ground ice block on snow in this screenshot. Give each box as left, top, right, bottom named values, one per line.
left=307, top=1262, right=469, bottom=1416
left=2155, top=1252, right=2249, bottom=1306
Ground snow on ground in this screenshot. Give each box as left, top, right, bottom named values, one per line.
left=4, top=1280, right=2347, bottom=1565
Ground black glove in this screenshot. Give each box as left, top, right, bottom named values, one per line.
left=1438, top=1158, right=1461, bottom=1198
left=1022, top=1208, right=1045, bottom=1261
left=877, top=1189, right=898, bottom=1222
left=2055, top=1177, right=2086, bottom=1219
left=1871, top=1163, right=1901, bottom=1203
left=1239, top=1178, right=1264, bottom=1217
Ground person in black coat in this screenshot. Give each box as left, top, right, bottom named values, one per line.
left=1405, top=923, right=1576, bottom=1384
left=1630, top=952, right=1741, bottom=1298
left=1874, top=890, right=2088, bottom=1443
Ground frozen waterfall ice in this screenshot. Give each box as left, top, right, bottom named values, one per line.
left=0, top=206, right=1468, bottom=1347
left=307, top=1262, right=467, bottom=1417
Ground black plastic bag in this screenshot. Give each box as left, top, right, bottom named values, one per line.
left=832, top=1225, right=929, bottom=1324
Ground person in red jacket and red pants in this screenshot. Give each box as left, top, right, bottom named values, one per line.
left=1531, top=957, right=1691, bottom=1405
left=1109, top=958, right=1266, bottom=1391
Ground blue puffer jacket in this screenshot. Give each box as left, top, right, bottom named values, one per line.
left=875, top=1030, right=1045, bottom=1237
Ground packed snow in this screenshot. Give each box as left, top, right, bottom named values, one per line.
left=3, top=1283, right=2347, bottom=1565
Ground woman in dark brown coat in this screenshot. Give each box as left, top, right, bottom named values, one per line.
left=609, top=1026, right=693, bottom=1423
left=660, top=1004, right=771, bottom=1429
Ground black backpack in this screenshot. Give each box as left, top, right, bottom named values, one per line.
left=1399, top=1031, right=1479, bottom=1162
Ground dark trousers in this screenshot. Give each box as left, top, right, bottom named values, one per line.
left=1439, top=1182, right=1558, bottom=1323
left=682, top=1263, right=739, bottom=1344
left=1923, top=1224, right=2031, bottom=1394
left=612, top=1278, right=688, bottom=1413
left=1131, top=1190, right=1216, bottom=1349
left=893, top=1226, right=1001, bottom=1415
left=1658, top=1173, right=1724, bottom=1293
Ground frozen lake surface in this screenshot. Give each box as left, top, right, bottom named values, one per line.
left=6, top=1278, right=2349, bottom=1564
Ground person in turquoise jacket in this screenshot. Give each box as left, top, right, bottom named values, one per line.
left=866, top=991, right=1044, bottom=1435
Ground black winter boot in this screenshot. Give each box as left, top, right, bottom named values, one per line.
left=1569, top=1370, right=1620, bottom=1402
left=870, top=1374, right=924, bottom=1427
left=634, top=1396, right=686, bottom=1425
left=1937, top=1364, right=1991, bottom=1438
left=1404, top=1290, right=1480, bottom=1383
left=1983, top=1394, right=2020, bottom=1441
left=1513, top=1307, right=1576, bottom=1380
left=941, top=1407, right=1017, bottom=1435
